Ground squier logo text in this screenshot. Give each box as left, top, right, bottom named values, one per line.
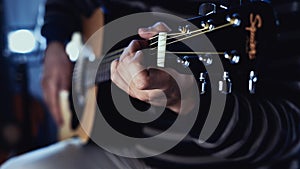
left=245, top=13, right=262, bottom=60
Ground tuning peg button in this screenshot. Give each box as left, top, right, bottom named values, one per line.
left=198, top=54, right=213, bottom=66
left=249, top=71, right=258, bottom=94
left=219, top=72, right=232, bottom=94
left=226, top=13, right=241, bottom=27
left=178, top=25, right=191, bottom=35
left=201, top=19, right=215, bottom=30
left=176, top=56, right=190, bottom=68
left=224, top=50, right=240, bottom=64
left=199, top=72, right=207, bottom=94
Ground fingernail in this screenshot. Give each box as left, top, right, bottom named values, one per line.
left=136, top=50, right=142, bottom=56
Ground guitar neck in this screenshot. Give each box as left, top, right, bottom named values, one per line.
left=76, top=1, right=276, bottom=94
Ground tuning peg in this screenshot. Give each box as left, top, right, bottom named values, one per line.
left=178, top=25, right=191, bottom=35
left=249, top=70, right=258, bottom=94
left=176, top=56, right=190, bottom=68
left=201, top=19, right=215, bottom=30
left=198, top=54, right=213, bottom=66
left=226, top=13, right=241, bottom=27
left=219, top=72, right=232, bottom=94
left=224, top=50, right=240, bottom=64
left=199, top=3, right=216, bottom=16
left=199, top=72, right=207, bottom=94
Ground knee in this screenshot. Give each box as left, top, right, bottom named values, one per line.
left=1, top=158, right=24, bottom=169
left=0, top=155, right=42, bottom=169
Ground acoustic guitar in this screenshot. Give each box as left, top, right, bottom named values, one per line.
left=60, top=1, right=277, bottom=144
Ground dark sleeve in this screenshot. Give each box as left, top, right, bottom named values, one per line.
left=41, top=0, right=102, bottom=44
left=196, top=39, right=300, bottom=168
left=187, top=2, right=300, bottom=166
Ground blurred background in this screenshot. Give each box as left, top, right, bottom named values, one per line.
left=0, top=0, right=299, bottom=165
left=0, top=0, right=57, bottom=164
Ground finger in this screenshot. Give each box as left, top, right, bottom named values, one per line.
left=119, top=64, right=172, bottom=91
left=147, top=89, right=167, bottom=106
left=111, top=59, right=130, bottom=93
left=116, top=50, right=147, bottom=88
left=42, top=77, right=63, bottom=126
left=119, top=40, right=148, bottom=62
left=123, top=51, right=152, bottom=90
left=111, top=59, right=151, bottom=100
left=128, top=88, right=167, bottom=107
left=112, top=60, right=176, bottom=108
left=138, top=22, right=172, bottom=39
left=113, top=59, right=135, bottom=90
left=132, top=68, right=172, bottom=90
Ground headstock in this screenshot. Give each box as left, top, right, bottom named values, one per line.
left=152, top=1, right=277, bottom=95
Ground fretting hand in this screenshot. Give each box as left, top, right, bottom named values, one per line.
left=110, top=22, right=197, bottom=114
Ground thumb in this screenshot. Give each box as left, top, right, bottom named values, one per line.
left=138, top=22, right=172, bottom=39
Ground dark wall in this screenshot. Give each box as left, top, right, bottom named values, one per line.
left=0, top=0, right=14, bottom=149
left=0, top=0, right=2, bottom=54
left=272, top=0, right=300, bottom=56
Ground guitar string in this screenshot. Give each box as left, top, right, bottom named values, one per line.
left=148, top=31, right=195, bottom=41
left=151, top=22, right=233, bottom=49
left=103, top=22, right=230, bottom=59
left=149, top=31, right=190, bottom=39
left=96, top=22, right=233, bottom=65
left=98, top=51, right=225, bottom=71
left=148, top=24, right=216, bottom=41
left=165, top=51, right=224, bottom=55
left=149, top=27, right=208, bottom=46
left=104, top=28, right=204, bottom=58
